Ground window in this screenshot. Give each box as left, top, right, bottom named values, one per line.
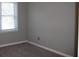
left=0, top=2, right=17, bottom=31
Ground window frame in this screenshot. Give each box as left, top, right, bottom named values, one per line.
left=0, top=2, right=18, bottom=32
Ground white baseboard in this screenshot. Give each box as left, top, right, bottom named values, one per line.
left=0, top=40, right=73, bottom=57
left=0, top=40, right=27, bottom=48
left=26, top=40, right=73, bottom=57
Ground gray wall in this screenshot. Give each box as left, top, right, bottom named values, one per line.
left=0, top=2, right=76, bottom=56
left=0, top=3, right=28, bottom=45
left=28, top=2, right=75, bottom=56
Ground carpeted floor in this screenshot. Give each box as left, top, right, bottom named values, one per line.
left=0, top=42, right=62, bottom=57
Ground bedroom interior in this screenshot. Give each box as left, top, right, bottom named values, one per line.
left=0, top=2, right=78, bottom=57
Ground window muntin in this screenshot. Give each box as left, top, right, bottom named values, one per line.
left=0, top=2, right=17, bottom=31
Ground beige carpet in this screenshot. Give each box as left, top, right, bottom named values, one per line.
left=0, top=42, right=62, bottom=57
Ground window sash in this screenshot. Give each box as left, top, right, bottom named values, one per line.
left=1, top=2, right=15, bottom=16
left=1, top=16, right=15, bottom=30
left=0, top=2, right=18, bottom=31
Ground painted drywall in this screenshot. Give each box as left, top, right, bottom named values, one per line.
left=0, top=3, right=28, bottom=45
left=28, top=2, right=75, bottom=56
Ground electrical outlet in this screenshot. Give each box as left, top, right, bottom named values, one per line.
left=37, top=36, right=40, bottom=40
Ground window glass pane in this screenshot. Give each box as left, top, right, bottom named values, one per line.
left=1, top=3, right=14, bottom=15
left=1, top=16, right=15, bottom=30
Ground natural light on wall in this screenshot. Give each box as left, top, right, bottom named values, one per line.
left=0, top=2, right=17, bottom=31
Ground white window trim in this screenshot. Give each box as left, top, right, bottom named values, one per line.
left=0, top=2, right=18, bottom=33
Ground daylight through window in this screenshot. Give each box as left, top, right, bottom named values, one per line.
left=0, top=2, right=17, bottom=31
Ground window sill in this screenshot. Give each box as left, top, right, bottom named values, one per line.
left=0, top=29, right=18, bottom=33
